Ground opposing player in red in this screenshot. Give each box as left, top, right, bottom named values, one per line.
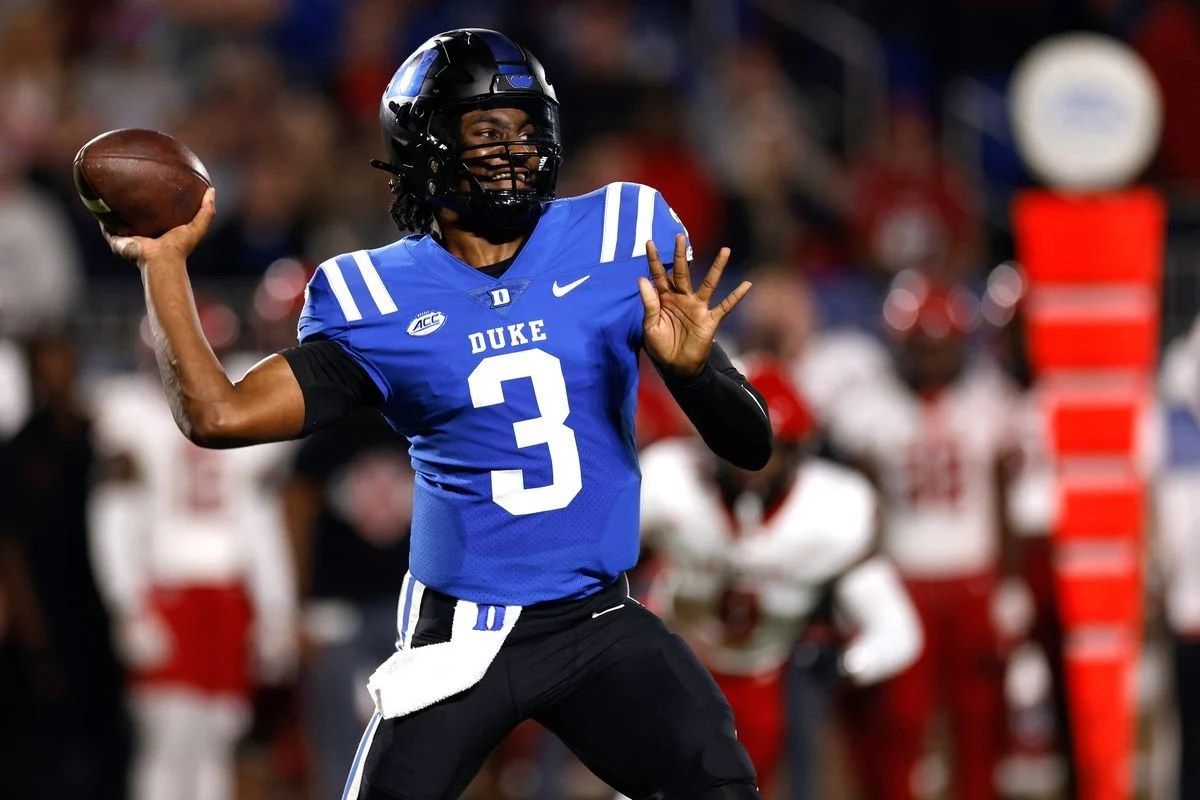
left=829, top=272, right=1022, bottom=800
left=89, top=303, right=298, bottom=800
left=640, top=359, right=921, bottom=796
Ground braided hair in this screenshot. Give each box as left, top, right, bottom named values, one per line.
left=388, top=179, right=435, bottom=235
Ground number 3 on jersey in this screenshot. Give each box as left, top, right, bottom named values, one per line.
left=467, top=349, right=582, bottom=515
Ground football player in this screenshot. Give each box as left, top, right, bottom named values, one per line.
left=640, top=359, right=921, bottom=797
left=828, top=271, right=1021, bottom=800
left=1156, top=319, right=1200, bottom=800
left=101, top=29, right=772, bottom=800
left=89, top=302, right=297, bottom=800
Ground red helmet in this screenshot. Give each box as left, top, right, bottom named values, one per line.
left=742, top=358, right=815, bottom=443
left=882, top=270, right=977, bottom=340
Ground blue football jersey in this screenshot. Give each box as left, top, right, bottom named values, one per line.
left=298, top=183, right=688, bottom=605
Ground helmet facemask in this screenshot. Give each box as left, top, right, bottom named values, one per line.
left=376, top=94, right=562, bottom=233
left=429, top=96, right=562, bottom=229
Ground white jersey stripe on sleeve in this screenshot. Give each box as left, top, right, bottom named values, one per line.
left=631, top=184, right=656, bottom=258
left=352, top=250, right=398, bottom=315
left=599, top=182, right=622, bottom=263
left=319, top=258, right=362, bottom=322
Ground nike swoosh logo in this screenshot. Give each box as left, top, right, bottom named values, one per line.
left=552, top=275, right=590, bottom=297
left=591, top=603, right=625, bottom=619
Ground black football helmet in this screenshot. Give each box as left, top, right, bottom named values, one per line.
left=372, top=29, right=562, bottom=228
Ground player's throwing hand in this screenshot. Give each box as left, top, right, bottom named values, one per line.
left=103, top=188, right=217, bottom=268
left=638, top=233, right=752, bottom=377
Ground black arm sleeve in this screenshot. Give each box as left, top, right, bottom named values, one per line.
left=657, top=342, right=773, bottom=470
left=280, top=339, right=383, bottom=435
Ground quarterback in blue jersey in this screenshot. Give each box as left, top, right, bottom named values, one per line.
left=103, top=28, right=772, bottom=800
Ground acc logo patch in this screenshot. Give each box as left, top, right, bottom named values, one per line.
left=407, top=310, right=446, bottom=336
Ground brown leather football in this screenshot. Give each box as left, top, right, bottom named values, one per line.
left=73, top=129, right=212, bottom=238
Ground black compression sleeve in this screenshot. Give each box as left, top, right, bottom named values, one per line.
left=657, top=342, right=773, bottom=469
left=280, top=339, right=383, bottom=435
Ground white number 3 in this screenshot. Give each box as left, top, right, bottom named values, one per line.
left=467, top=349, right=582, bottom=515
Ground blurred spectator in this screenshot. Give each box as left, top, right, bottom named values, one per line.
left=539, top=0, right=685, bottom=150
left=847, top=99, right=981, bottom=281
left=0, top=4, right=82, bottom=335
left=333, top=0, right=408, bottom=124
left=736, top=267, right=818, bottom=363
left=88, top=305, right=297, bottom=800
left=0, top=330, right=130, bottom=800
left=72, top=5, right=187, bottom=133
left=701, top=42, right=848, bottom=268
left=0, top=337, right=30, bottom=439
left=285, top=408, right=413, bottom=800
left=1131, top=0, right=1200, bottom=192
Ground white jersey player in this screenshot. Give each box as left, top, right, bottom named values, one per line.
left=641, top=359, right=920, bottom=793
left=89, top=329, right=297, bottom=800
left=827, top=271, right=1019, bottom=800
left=1156, top=320, right=1200, bottom=800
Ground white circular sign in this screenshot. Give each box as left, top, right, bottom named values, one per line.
left=1010, top=33, right=1161, bottom=190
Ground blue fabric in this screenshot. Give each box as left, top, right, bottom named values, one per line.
left=299, top=184, right=687, bottom=605
left=1167, top=406, right=1200, bottom=468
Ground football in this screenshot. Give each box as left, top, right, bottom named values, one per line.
left=73, top=129, right=211, bottom=238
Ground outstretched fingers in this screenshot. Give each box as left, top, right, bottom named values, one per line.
left=644, top=240, right=671, bottom=293
left=695, top=247, right=731, bottom=304
left=637, top=276, right=661, bottom=325
left=713, top=280, right=753, bottom=322
left=669, top=233, right=691, bottom=294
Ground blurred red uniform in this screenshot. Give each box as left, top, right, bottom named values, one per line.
left=829, top=274, right=1017, bottom=800
left=641, top=361, right=921, bottom=795
left=90, top=319, right=298, bottom=800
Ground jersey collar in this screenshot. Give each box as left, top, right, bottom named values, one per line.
left=413, top=199, right=571, bottom=288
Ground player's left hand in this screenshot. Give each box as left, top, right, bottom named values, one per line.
left=638, top=234, right=751, bottom=377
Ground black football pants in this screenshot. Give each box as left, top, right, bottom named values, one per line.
left=347, top=575, right=760, bottom=800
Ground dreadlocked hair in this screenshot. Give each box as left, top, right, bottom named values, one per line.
left=388, top=179, right=435, bottom=235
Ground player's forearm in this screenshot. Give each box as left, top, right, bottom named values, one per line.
left=140, top=255, right=240, bottom=443
left=658, top=343, right=773, bottom=470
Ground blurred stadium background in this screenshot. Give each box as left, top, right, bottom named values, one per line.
left=2, top=0, right=1199, bottom=799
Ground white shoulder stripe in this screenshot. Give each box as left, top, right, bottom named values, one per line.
left=631, top=184, right=656, bottom=257
left=599, top=182, right=622, bottom=263
left=352, top=250, right=397, bottom=315
left=319, top=258, right=362, bottom=322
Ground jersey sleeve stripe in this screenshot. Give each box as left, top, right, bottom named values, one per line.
left=318, top=258, right=362, bottom=322
left=631, top=184, right=656, bottom=257
left=352, top=250, right=398, bottom=315
left=599, top=182, right=622, bottom=263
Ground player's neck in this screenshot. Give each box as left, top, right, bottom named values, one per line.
left=434, top=213, right=531, bottom=269
left=439, top=226, right=526, bottom=268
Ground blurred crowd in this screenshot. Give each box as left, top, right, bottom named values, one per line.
left=4, top=0, right=1200, bottom=798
